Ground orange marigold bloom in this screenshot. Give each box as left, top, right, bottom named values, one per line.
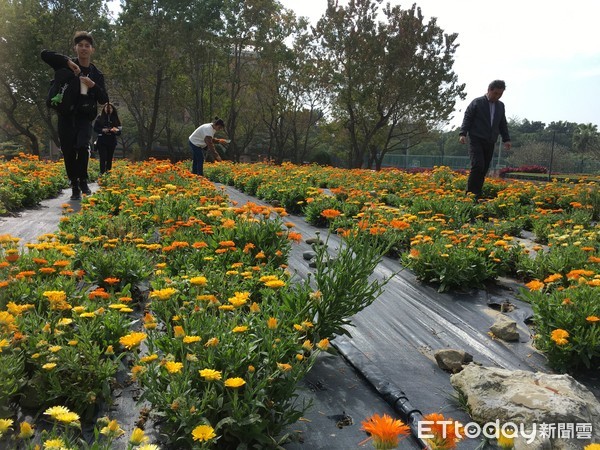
left=104, top=277, right=120, bottom=285
left=566, top=269, right=595, bottom=280
left=586, top=316, right=599, bottom=323
left=361, top=413, right=410, bottom=450
left=525, top=280, right=544, bottom=291
left=588, top=256, right=600, bottom=263
left=421, top=413, right=462, bottom=449
left=389, top=220, right=410, bottom=230
left=550, top=329, right=569, bottom=346
left=219, top=240, right=236, bottom=248
left=321, top=209, right=341, bottom=219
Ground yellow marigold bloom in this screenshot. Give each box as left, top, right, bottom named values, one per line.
left=249, top=302, right=260, bottom=313
left=317, top=338, right=330, bottom=351
left=302, top=340, right=313, bottom=351
left=173, top=325, right=185, bottom=338
left=0, top=418, right=13, bottom=437
left=56, top=318, right=73, bottom=327
left=100, top=419, right=125, bottom=438
left=205, top=337, right=219, bottom=347
left=224, top=377, right=246, bottom=388
left=183, top=335, right=201, bottom=344
left=129, top=427, right=149, bottom=445
left=583, top=444, right=600, bottom=450
left=49, top=345, right=62, bottom=353
left=149, top=287, right=178, bottom=300
left=525, top=280, right=544, bottom=291
left=264, top=279, right=285, bottom=288
left=497, top=427, right=515, bottom=449
left=228, top=291, right=250, bottom=307
left=43, top=438, right=66, bottom=449
left=199, top=369, right=222, bottom=381
left=42, top=363, right=57, bottom=370
left=190, top=276, right=207, bottom=286
left=164, top=361, right=184, bottom=374
left=0, top=339, right=9, bottom=352
left=119, top=332, right=147, bottom=349
left=18, top=421, right=34, bottom=439
left=140, top=354, right=159, bottom=363
left=277, top=363, right=292, bottom=372
left=43, top=290, right=67, bottom=302
left=219, top=305, right=235, bottom=311
left=192, top=424, right=217, bottom=442
left=138, top=444, right=160, bottom=450
left=586, top=316, right=599, bottom=323
left=267, top=317, right=278, bottom=329
left=232, top=325, right=249, bottom=333
left=551, top=329, right=569, bottom=346
left=361, top=413, right=410, bottom=450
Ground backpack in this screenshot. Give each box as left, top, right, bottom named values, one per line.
left=46, top=68, right=80, bottom=115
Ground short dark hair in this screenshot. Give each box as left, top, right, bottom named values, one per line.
left=73, top=31, right=94, bottom=46
left=213, top=117, right=225, bottom=127
left=488, top=80, right=506, bottom=90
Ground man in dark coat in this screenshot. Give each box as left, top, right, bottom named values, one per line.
left=459, top=80, right=512, bottom=199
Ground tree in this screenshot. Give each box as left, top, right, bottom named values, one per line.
left=311, top=0, right=465, bottom=169
left=572, top=123, right=599, bottom=170
left=0, top=0, right=108, bottom=155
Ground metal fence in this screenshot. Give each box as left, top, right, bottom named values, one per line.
left=380, top=154, right=600, bottom=174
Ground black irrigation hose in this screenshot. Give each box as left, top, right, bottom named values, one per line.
left=332, top=341, right=431, bottom=449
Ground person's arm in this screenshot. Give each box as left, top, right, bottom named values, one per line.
left=459, top=99, right=476, bottom=142
left=89, top=69, right=109, bottom=105
left=93, top=117, right=104, bottom=134
left=112, top=126, right=122, bottom=136
left=41, top=50, right=80, bottom=75
left=204, top=136, right=222, bottom=162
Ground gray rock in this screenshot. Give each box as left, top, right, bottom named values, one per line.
left=303, top=251, right=316, bottom=261
left=490, top=314, right=520, bottom=341
left=451, top=364, right=600, bottom=449
left=433, top=349, right=473, bottom=373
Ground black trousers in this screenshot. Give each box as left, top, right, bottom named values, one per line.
left=467, top=136, right=496, bottom=197
left=97, top=143, right=116, bottom=174
left=57, top=114, right=92, bottom=182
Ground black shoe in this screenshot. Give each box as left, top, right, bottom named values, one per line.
left=70, top=187, right=81, bottom=201
left=79, top=180, right=92, bottom=195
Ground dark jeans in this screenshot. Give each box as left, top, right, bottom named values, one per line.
left=467, top=136, right=496, bottom=197
left=189, top=141, right=205, bottom=175
left=57, top=114, right=92, bottom=183
left=97, top=143, right=116, bottom=174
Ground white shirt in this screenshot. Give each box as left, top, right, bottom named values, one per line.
left=189, top=123, right=215, bottom=148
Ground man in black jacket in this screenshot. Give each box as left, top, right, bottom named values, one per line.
left=459, top=80, right=512, bottom=199
left=42, top=31, right=109, bottom=200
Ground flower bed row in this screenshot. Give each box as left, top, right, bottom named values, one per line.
left=204, top=162, right=599, bottom=373
left=3, top=159, right=451, bottom=449
left=0, top=154, right=67, bottom=214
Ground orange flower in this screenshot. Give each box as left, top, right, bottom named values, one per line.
left=104, top=277, right=120, bottom=285
left=550, top=329, right=569, bottom=346
left=525, top=280, right=544, bottom=291
left=321, top=209, right=342, bottom=219
left=586, top=316, right=599, bottom=323
left=361, top=413, right=410, bottom=449
left=421, top=413, right=462, bottom=449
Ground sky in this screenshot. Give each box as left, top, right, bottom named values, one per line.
left=279, top=0, right=600, bottom=130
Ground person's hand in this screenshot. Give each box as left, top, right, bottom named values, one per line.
left=67, top=60, right=80, bottom=75
left=503, top=141, right=512, bottom=150
left=102, top=127, right=110, bottom=134
left=110, top=127, right=119, bottom=133
left=459, top=136, right=466, bottom=144
left=80, top=76, right=95, bottom=88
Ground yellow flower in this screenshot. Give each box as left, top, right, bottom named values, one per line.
left=45, top=405, right=79, bottom=424
left=550, top=329, right=569, bottom=346
left=164, top=361, right=184, bottom=374
left=140, top=354, right=159, bottom=363
left=149, top=287, right=178, bottom=300
left=204, top=337, right=219, bottom=347
left=173, top=325, right=185, bottom=338
left=277, top=363, right=292, bottom=372
left=100, top=419, right=125, bottom=438
left=317, top=338, right=330, bottom=351
left=137, top=445, right=160, bottom=450
left=183, top=335, right=201, bottom=344
left=18, top=421, right=34, bottom=439
left=232, top=325, right=249, bottom=333
left=190, top=276, right=208, bottom=286
left=119, top=332, right=147, bottom=349
left=224, top=377, right=246, bottom=388
left=42, top=363, right=57, bottom=370
left=199, top=369, right=222, bottom=381
left=129, top=427, right=149, bottom=445
left=43, top=438, right=67, bottom=449
left=192, top=424, right=217, bottom=442
left=497, top=427, right=515, bottom=449
left=267, top=317, right=278, bottom=329
left=0, top=418, right=13, bottom=437
left=584, top=444, right=600, bottom=450
left=264, top=279, right=285, bottom=288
